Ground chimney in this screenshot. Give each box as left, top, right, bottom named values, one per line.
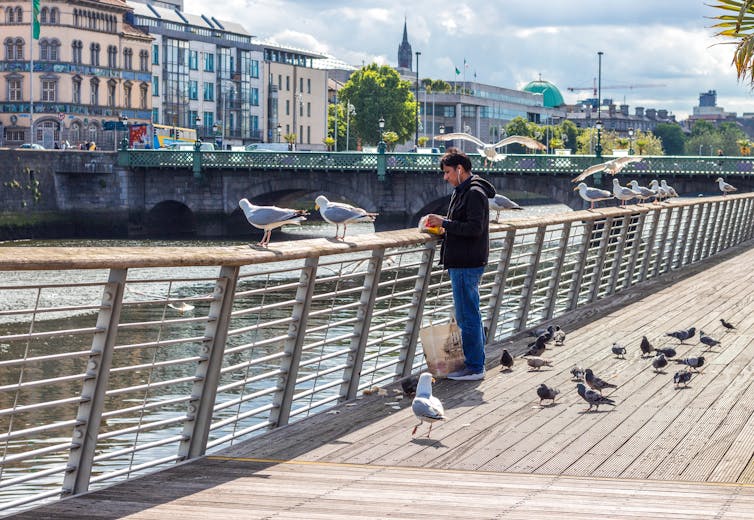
left=645, top=108, right=657, bottom=119
left=609, top=104, right=616, bottom=115
left=635, top=107, right=645, bottom=117
left=620, top=104, right=629, bottom=116
left=657, top=109, right=668, bottom=119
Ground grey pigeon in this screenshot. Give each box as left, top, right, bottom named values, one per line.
left=674, top=370, right=693, bottom=388
left=640, top=336, right=654, bottom=358
left=411, top=373, right=445, bottom=437
left=652, top=353, right=668, bottom=373
left=401, top=374, right=420, bottom=397
left=676, top=356, right=705, bottom=371
left=720, top=318, right=736, bottom=332
left=655, top=347, right=677, bottom=358
left=536, top=383, right=560, bottom=405
left=553, top=327, right=566, bottom=346
left=527, top=357, right=552, bottom=370
left=570, top=366, right=585, bottom=381
left=576, top=383, right=616, bottom=412
left=699, top=331, right=721, bottom=349
left=666, top=327, right=696, bottom=344
left=525, top=336, right=547, bottom=357
left=530, top=325, right=556, bottom=338
left=611, top=343, right=627, bottom=359
left=500, top=349, right=514, bottom=370
left=584, top=368, right=617, bottom=394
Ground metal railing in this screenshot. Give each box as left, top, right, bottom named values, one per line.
left=117, top=149, right=754, bottom=176
left=1, top=193, right=753, bottom=514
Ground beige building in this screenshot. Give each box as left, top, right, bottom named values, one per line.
left=1, top=0, right=152, bottom=148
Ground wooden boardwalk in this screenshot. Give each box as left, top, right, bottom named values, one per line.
left=13, top=242, right=754, bottom=519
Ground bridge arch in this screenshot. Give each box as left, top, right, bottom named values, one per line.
left=145, top=200, right=195, bottom=237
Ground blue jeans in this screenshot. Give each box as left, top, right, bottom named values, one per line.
left=449, top=266, right=486, bottom=373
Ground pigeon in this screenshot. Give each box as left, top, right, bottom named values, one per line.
left=576, top=383, right=616, bottom=412
left=716, top=177, right=737, bottom=196
left=628, top=180, right=656, bottom=203
left=401, top=374, right=420, bottom=397
left=536, top=383, right=560, bottom=405
left=720, top=318, right=736, bottom=332
left=524, top=336, right=548, bottom=357
left=315, top=195, right=378, bottom=239
left=411, top=373, right=445, bottom=437
left=530, top=325, right=556, bottom=338
left=489, top=194, right=523, bottom=221
left=699, top=331, right=721, bottom=349
left=584, top=368, right=617, bottom=394
left=500, top=349, right=514, bottom=370
left=611, top=343, right=627, bottom=359
left=238, top=198, right=308, bottom=247
left=654, top=347, right=677, bottom=358
left=573, top=182, right=613, bottom=209
left=571, top=156, right=643, bottom=183
left=666, top=327, right=696, bottom=344
left=433, top=132, right=545, bottom=165
left=674, top=370, right=693, bottom=388
left=526, top=357, right=552, bottom=370
left=570, top=366, right=585, bottom=381
left=640, top=336, right=654, bottom=358
left=612, top=178, right=638, bottom=206
left=652, top=353, right=668, bottom=373
left=552, top=327, right=566, bottom=346
left=676, top=356, right=705, bottom=371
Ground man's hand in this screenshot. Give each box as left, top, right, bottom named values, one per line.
left=425, top=214, right=445, bottom=227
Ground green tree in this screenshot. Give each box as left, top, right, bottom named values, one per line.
left=560, top=120, right=579, bottom=153
left=505, top=116, right=535, bottom=138
left=382, top=131, right=399, bottom=151
left=710, top=1, right=754, bottom=85
left=653, top=123, right=686, bottom=155
left=338, top=64, right=417, bottom=146
left=327, top=103, right=357, bottom=151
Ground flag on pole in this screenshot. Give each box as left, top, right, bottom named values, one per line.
left=32, top=0, right=40, bottom=39
left=455, top=67, right=461, bottom=75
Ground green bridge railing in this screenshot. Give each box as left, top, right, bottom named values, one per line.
left=117, top=149, right=754, bottom=178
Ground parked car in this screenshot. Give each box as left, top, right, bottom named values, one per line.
left=17, top=143, right=45, bottom=150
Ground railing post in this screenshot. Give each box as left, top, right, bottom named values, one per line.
left=544, top=222, right=571, bottom=320
left=484, top=229, right=515, bottom=338
left=514, top=226, right=546, bottom=331
left=722, top=198, right=738, bottom=250
left=606, top=216, right=630, bottom=295
left=269, top=256, right=318, bottom=427
left=566, top=220, right=595, bottom=312
left=586, top=217, right=613, bottom=302
left=397, top=242, right=435, bottom=379
left=340, top=247, right=385, bottom=401
left=178, top=266, right=239, bottom=460
left=62, top=268, right=127, bottom=497
left=743, top=197, right=754, bottom=241
left=664, top=207, right=683, bottom=272
left=638, top=209, right=661, bottom=283
left=652, top=207, right=673, bottom=278
left=622, top=213, right=646, bottom=290
left=730, top=198, right=745, bottom=247
left=699, top=202, right=718, bottom=260
left=675, top=206, right=692, bottom=269
left=688, top=203, right=707, bottom=264
left=710, top=200, right=728, bottom=254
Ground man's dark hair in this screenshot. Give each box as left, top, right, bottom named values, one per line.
left=440, top=147, right=472, bottom=172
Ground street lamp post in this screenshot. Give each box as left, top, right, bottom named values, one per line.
left=596, top=51, right=603, bottom=159
left=116, top=113, right=128, bottom=150
left=438, top=123, right=445, bottom=152
left=346, top=101, right=355, bottom=151
left=194, top=116, right=202, bottom=150
left=595, top=119, right=603, bottom=159
left=628, top=127, right=634, bottom=155
left=415, top=51, right=421, bottom=149
left=276, top=124, right=282, bottom=143
left=377, top=116, right=387, bottom=181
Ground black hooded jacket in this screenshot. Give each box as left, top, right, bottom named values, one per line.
left=440, top=174, right=497, bottom=268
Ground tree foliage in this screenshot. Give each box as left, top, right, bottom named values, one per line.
left=653, top=123, right=687, bottom=155
left=338, top=64, right=417, bottom=146
left=709, top=0, right=754, bottom=86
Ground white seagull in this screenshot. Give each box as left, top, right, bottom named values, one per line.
left=716, top=177, right=737, bottom=196
left=489, top=194, right=523, bottom=221
left=411, top=372, right=445, bottom=437
left=574, top=182, right=613, bottom=209
left=649, top=180, right=670, bottom=203
left=612, top=178, right=637, bottom=206
left=433, top=132, right=545, bottom=165
left=628, top=180, right=656, bottom=203
left=315, top=195, right=377, bottom=239
left=571, top=156, right=643, bottom=183
left=661, top=180, right=679, bottom=199
left=239, top=198, right=308, bottom=247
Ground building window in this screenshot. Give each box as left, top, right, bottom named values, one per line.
left=72, top=40, right=83, bottom=64
left=90, top=43, right=100, bottom=66
left=40, top=39, right=60, bottom=61
left=152, top=44, right=159, bottom=65
left=250, top=115, right=258, bottom=130
left=8, top=77, right=22, bottom=101
left=250, top=87, right=259, bottom=106
left=299, top=102, right=303, bottom=117
left=152, top=107, right=159, bottom=124
left=285, top=99, right=290, bottom=116
left=203, top=82, right=214, bottom=101
left=107, top=45, right=117, bottom=68
left=250, top=59, right=259, bottom=78
left=307, top=78, right=311, bottom=94
left=307, top=102, right=311, bottom=117
left=6, top=6, right=23, bottom=23
left=124, top=82, right=132, bottom=108
left=139, top=50, right=149, bottom=71
left=152, top=76, right=159, bottom=96
left=70, top=122, right=81, bottom=144
left=90, top=79, right=99, bottom=105
left=204, top=53, right=214, bottom=72
left=40, top=7, right=47, bottom=23
left=203, top=111, right=213, bottom=133
left=123, top=48, right=133, bottom=70
left=188, top=80, right=198, bottom=100
left=5, top=38, right=24, bottom=60
left=277, top=74, right=281, bottom=89
left=50, top=7, right=58, bottom=24
left=139, top=83, right=148, bottom=109
left=107, top=81, right=116, bottom=106
left=299, top=77, right=303, bottom=93
left=188, top=50, right=198, bottom=70
left=72, top=77, right=81, bottom=104
left=286, top=76, right=290, bottom=91
left=41, top=78, right=57, bottom=101
left=307, top=125, right=310, bottom=144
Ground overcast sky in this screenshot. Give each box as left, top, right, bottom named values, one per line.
left=185, top=0, right=754, bottom=120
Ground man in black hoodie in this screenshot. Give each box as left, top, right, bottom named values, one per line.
left=425, top=148, right=496, bottom=381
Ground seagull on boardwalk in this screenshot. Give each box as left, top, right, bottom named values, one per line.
left=239, top=198, right=308, bottom=247
left=612, top=178, right=638, bottom=206
left=536, top=383, right=560, bottom=406
left=584, top=368, right=617, bottom=394
left=716, top=177, right=737, bottom=196
left=411, top=373, right=445, bottom=437
left=489, top=194, right=523, bottom=221
left=315, top=195, right=377, bottom=239
left=699, top=331, right=721, bottom=350
left=720, top=318, right=736, bottom=332
left=666, top=326, right=696, bottom=344
left=571, top=156, right=643, bottom=183
left=628, top=180, right=656, bottom=203
left=433, top=132, right=545, bottom=165
left=661, top=180, right=679, bottom=199
left=500, top=349, right=514, bottom=371
left=640, top=336, right=654, bottom=358
left=576, top=383, right=616, bottom=412
left=574, top=183, right=613, bottom=209
left=674, top=370, right=693, bottom=388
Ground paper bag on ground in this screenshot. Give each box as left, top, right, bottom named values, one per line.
left=419, top=319, right=465, bottom=378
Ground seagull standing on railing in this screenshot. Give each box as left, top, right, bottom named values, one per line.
left=488, top=194, right=523, bottom=222
left=661, top=179, right=679, bottom=199
left=716, top=177, right=737, bottom=196
left=571, top=156, right=643, bottom=183
left=649, top=180, right=670, bottom=203
left=239, top=198, right=309, bottom=247
left=433, top=132, right=545, bottom=165
left=574, top=182, right=613, bottom=209
left=315, top=195, right=378, bottom=239
left=628, top=180, right=656, bottom=203
left=612, top=178, right=637, bottom=206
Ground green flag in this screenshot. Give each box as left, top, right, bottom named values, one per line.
left=455, top=67, right=460, bottom=75
left=32, top=0, right=40, bottom=40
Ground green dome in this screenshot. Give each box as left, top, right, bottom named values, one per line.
left=523, top=79, right=565, bottom=108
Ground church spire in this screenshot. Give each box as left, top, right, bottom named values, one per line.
left=398, top=18, right=412, bottom=70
